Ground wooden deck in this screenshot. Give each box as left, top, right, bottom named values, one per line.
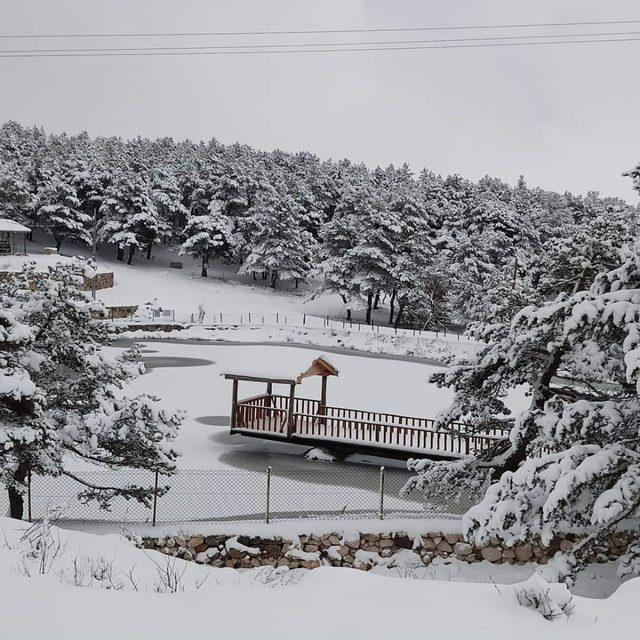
left=230, top=394, right=509, bottom=460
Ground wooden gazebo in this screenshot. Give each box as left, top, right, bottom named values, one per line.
left=223, top=355, right=510, bottom=460
left=223, top=356, right=339, bottom=438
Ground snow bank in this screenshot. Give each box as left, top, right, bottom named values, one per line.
left=0, top=515, right=637, bottom=639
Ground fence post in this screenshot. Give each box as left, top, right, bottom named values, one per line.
left=303, top=313, right=306, bottom=325
left=152, top=470, right=159, bottom=527
left=378, top=466, right=385, bottom=520
left=27, top=470, right=32, bottom=523
left=265, top=466, right=272, bottom=524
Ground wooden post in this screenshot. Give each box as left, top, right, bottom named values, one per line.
left=266, top=381, right=273, bottom=409
left=231, top=379, right=239, bottom=429
left=286, top=383, right=296, bottom=437
left=319, top=375, right=328, bottom=425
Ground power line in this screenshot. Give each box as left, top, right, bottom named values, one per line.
left=1, top=36, right=640, bottom=58
left=3, top=29, right=640, bottom=54
left=1, top=18, right=640, bottom=39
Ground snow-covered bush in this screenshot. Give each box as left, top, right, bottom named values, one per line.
left=513, top=575, right=574, bottom=621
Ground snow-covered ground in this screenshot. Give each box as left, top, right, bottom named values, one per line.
left=0, top=517, right=636, bottom=640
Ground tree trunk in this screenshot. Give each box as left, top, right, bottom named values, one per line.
left=394, top=302, right=406, bottom=329
left=8, top=462, right=29, bottom=520
left=201, top=256, right=208, bottom=278
left=146, top=241, right=153, bottom=260
left=116, top=246, right=124, bottom=262
left=389, top=289, right=397, bottom=325
left=252, top=272, right=257, bottom=281
left=340, top=295, right=352, bottom=322
left=365, top=292, right=373, bottom=324
left=270, top=271, right=278, bottom=289
left=295, top=278, right=299, bottom=289
left=262, top=271, right=268, bottom=280
left=127, top=245, right=135, bottom=265
left=55, top=237, right=62, bottom=252
left=373, top=292, right=380, bottom=310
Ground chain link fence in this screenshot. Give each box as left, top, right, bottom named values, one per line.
left=1, top=466, right=480, bottom=525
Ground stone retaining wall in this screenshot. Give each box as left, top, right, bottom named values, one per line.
left=142, top=530, right=634, bottom=571
left=81, top=272, right=114, bottom=291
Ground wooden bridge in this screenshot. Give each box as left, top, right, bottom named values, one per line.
left=223, top=356, right=509, bottom=461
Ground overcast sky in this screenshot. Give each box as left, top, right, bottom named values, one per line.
left=0, top=0, right=639, bottom=201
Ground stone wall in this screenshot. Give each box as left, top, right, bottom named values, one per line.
left=142, top=530, right=634, bottom=571
left=81, top=272, right=114, bottom=291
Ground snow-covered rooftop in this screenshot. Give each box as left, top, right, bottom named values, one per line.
left=0, top=218, right=31, bottom=233
left=222, top=355, right=339, bottom=384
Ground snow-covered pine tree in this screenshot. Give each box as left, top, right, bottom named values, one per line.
left=99, top=171, right=161, bottom=264
left=535, top=192, right=636, bottom=299
left=151, top=168, right=188, bottom=251
left=0, top=260, right=183, bottom=519
left=36, top=173, right=91, bottom=251
left=404, top=243, right=640, bottom=583
left=239, top=185, right=316, bottom=288
left=0, top=161, right=34, bottom=229
left=180, top=199, right=233, bottom=277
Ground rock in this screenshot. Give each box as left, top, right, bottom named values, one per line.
left=338, top=545, right=350, bottom=557
left=480, top=546, right=503, bottom=562
left=514, top=544, right=533, bottom=562
left=445, top=534, right=460, bottom=544
left=195, top=543, right=208, bottom=554
left=165, top=538, right=176, bottom=548
left=187, top=536, right=204, bottom=549
left=328, top=534, right=341, bottom=546
left=453, top=542, right=473, bottom=557
left=422, top=538, right=437, bottom=551
left=559, top=539, right=573, bottom=552
left=502, top=548, right=515, bottom=560
left=378, top=539, right=395, bottom=548
left=361, top=534, right=380, bottom=542
left=304, top=544, right=319, bottom=553
left=437, top=541, right=453, bottom=553
left=302, top=560, right=321, bottom=570
left=393, top=534, right=413, bottom=549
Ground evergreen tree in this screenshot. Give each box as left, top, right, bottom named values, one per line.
left=0, top=261, right=183, bottom=519
left=37, top=173, right=91, bottom=251
left=180, top=199, right=233, bottom=277
left=239, top=186, right=316, bottom=288
left=99, top=172, right=160, bottom=264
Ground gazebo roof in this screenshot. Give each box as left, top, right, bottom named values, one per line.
left=0, top=218, right=31, bottom=233
left=222, top=355, right=339, bottom=385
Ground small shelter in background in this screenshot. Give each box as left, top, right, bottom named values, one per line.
left=0, top=219, right=30, bottom=255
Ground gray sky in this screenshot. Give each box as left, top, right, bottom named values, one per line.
left=0, top=0, right=639, bottom=201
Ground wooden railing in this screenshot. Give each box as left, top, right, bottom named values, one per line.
left=233, top=394, right=509, bottom=457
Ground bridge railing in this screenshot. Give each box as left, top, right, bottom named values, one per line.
left=233, top=394, right=509, bottom=457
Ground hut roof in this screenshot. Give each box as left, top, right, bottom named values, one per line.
left=0, top=218, right=31, bottom=233
left=222, top=355, right=339, bottom=384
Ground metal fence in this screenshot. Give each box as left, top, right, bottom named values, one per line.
left=121, top=309, right=474, bottom=344
left=3, top=467, right=479, bottom=525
